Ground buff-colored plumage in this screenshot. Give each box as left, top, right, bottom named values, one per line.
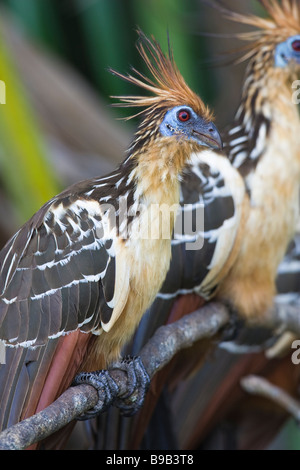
left=212, top=0, right=300, bottom=319
left=80, top=33, right=218, bottom=370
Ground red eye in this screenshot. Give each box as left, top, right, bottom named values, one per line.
left=178, top=109, right=190, bottom=122
left=292, top=40, right=300, bottom=52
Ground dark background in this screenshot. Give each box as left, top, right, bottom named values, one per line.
left=0, top=0, right=298, bottom=449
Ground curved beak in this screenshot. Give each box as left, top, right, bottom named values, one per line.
left=193, top=121, right=223, bottom=151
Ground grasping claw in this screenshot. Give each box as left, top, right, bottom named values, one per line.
left=111, top=356, right=150, bottom=416
left=72, top=356, right=150, bottom=420
left=220, top=306, right=245, bottom=342
left=72, top=369, right=119, bottom=420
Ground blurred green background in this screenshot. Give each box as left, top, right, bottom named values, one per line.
left=0, top=0, right=257, bottom=236
left=0, top=0, right=298, bottom=450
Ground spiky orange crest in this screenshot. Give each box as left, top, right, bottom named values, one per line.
left=109, top=29, right=213, bottom=122
left=208, top=0, right=300, bottom=63
left=225, top=0, right=300, bottom=33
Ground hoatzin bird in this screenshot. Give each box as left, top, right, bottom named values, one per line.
left=0, top=30, right=222, bottom=440
left=88, top=0, right=300, bottom=450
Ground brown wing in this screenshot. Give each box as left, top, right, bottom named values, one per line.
left=0, top=193, right=121, bottom=348
left=0, top=175, right=130, bottom=434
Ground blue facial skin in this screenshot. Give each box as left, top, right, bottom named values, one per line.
left=275, top=35, right=300, bottom=68
left=159, top=105, right=222, bottom=150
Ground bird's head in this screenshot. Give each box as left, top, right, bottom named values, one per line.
left=213, top=0, right=300, bottom=73
left=109, top=30, right=222, bottom=159
left=159, top=105, right=221, bottom=150
left=275, top=35, right=300, bottom=68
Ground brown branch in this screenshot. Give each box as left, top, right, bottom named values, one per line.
left=0, top=384, right=98, bottom=450
left=269, top=302, right=300, bottom=336
left=0, top=301, right=229, bottom=450
left=0, top=298, right=299, bottom=450
left=140, top=301, right=229, bottom=377
left=241, top=375, right=300, bottom=423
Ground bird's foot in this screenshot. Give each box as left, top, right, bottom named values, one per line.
left=220, top=308, right=245, bottom=342
left=72, top=369, right=119, bottom=420
left=111, top=355, right=150, bottom=416
left=72, top=356, right=150, bottom=420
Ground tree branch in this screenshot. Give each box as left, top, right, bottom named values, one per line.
left=241, top=375, right=300, bottom=423
left=269, top=302, right=300, bottom=336
left=0, top=298, right=299, bottom=450
left=0, top=301, right=229, bottom=450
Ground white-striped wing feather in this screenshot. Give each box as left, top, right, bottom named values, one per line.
left=0, top=192, right=123, bottom=347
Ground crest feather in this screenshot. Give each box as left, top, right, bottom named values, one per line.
left=205, top=0, right=300, bottom=64
left=109, top=29, right=213, bottom=121
left=226, top=0, right=300, bottom=35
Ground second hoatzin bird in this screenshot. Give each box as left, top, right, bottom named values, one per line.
left=134, top=0, right=300, bottom=354
left=89, top=0, right=300, bottom=450
left=0, top=30, right=222, bottom=435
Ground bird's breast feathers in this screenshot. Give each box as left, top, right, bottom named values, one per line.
left=0, top=175, right=177, bottom=349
